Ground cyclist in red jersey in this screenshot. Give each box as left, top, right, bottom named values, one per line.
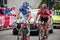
left=34, top=4, right=53, bottom=38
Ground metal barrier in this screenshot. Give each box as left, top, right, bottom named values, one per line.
left=0, top=14, right=16, bottom=30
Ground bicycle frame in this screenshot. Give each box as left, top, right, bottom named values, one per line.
left=17, top=23, right=28, bottom=40
left=39, top=21, right=46, bottom=40
left=23, top=31, right=27, bottom=40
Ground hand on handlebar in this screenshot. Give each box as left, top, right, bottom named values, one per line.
left=27, top=20, right=29, bottom=25
left=34, top=21, right=36, bottom=25
left=14, top=19, right=17, bottom=23
left=47, top=20, right=50, bottom=23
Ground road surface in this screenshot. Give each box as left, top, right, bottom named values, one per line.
left=0, top=29, right=60, bottom=40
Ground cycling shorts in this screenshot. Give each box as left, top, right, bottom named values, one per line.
left=39, top=16, right=48, bottom=23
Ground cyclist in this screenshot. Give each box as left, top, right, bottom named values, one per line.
left=34, top=4, right=53, bottom=38
left=16, top=2, right=31, bottom=40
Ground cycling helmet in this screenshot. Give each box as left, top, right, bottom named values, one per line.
left=41, top=4, right=47, bottom=10
left=23, top=2, right=29, bottom=7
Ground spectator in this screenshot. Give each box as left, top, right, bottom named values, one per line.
left=10, top=7, right=16, bottom=15
left=0, top=4, right=5, bottom=14
left=4, top=4, right=10, bottom=14
left=48, top=0, right=55, bottom=10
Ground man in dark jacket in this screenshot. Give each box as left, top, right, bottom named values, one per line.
left=0, top=5, right=5, bottom=14
left=48, top=0, right=55, bottom=10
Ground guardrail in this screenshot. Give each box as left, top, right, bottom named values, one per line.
left=0, top=14, right=16, bottom=30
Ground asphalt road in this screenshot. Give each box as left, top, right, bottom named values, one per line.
left=0, top=29, right=60, bottom=40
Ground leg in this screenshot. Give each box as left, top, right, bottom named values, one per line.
left=38, top=21, right=42, bottom=29
left=17, top=30, right=23, bottom=40
left=38, top=21, right=42, bottom=40
left=44, top=23, right=49, bottom=38
left=44, top=17, right=49, bottom=38
left=26, top=15, right=31, bottom=40
left=26, top=23, right=30, bottom=40
left=20, top=23, right=25, bottom=40
left=38, top=16, right=43, bottom=29
left=25, top=19, right=30, bottom=40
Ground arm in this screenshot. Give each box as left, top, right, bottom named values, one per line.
left=50, top=8, right=54, bottom=13
left=34, top=9, right=41, bottom=22
left=27, top=6, right=31, bottom=21
left=27, top=12, right=31, bottom=22
left=48, top=16, right=50, bottom=22
left=46, top=10, right=51, bottom=22
left=16, top=10, right=21, bottom=19
left=34, top=14, right=39, bottom=23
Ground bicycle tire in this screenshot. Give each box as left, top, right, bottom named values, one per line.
left=17, top=29, right=22, bottom=40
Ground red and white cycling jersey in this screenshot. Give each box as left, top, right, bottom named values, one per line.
left=37, top=9, right=51, bottom=18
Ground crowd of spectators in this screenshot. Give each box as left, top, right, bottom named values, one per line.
left=0, top=4, right=16, bottom=15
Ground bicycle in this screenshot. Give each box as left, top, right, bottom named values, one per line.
left=15, top=19, right=29, bottom=40
left=39, top=21, right=48, bottom=40
left=17, top=22, right=28, bottom=40
left=17, top=25, right=28, bottom=40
